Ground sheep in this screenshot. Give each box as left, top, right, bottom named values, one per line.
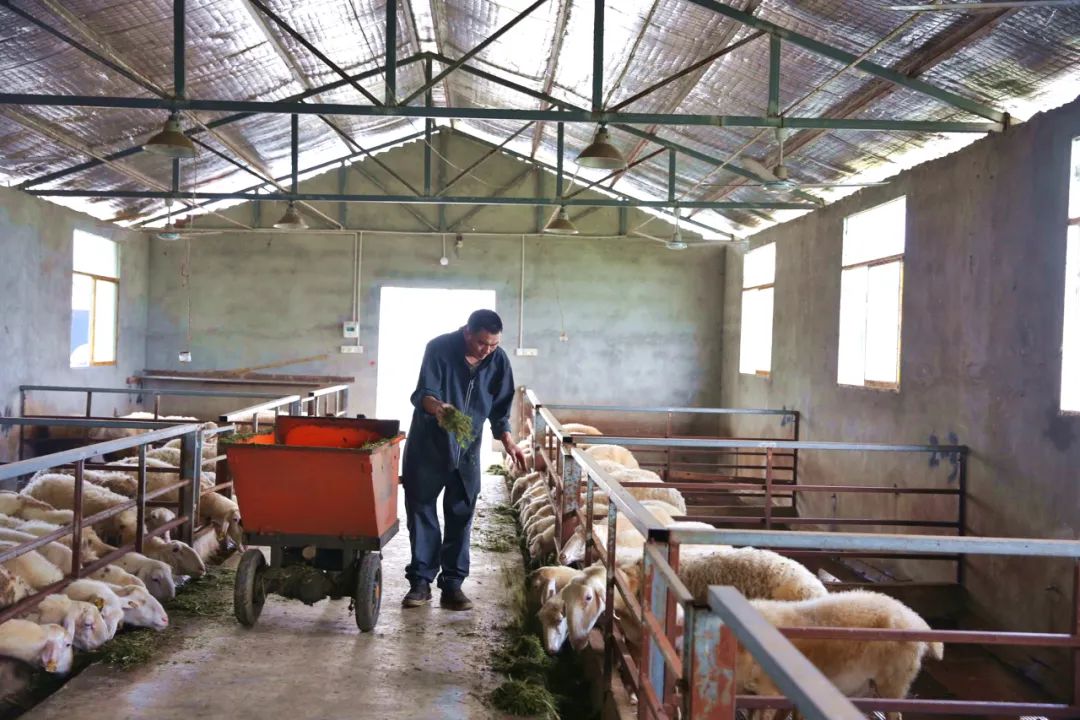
left=106, top=584, right=169, bottom=631
left=559, top=423, right=602, bottom=436
left=147, top=507, right=177, bottom=539
left=537, top=594, right=569, bottom=655
left=27, top=594, right=112, bottom=651
left=162, top=436, right=220, bottom=460
left=196, top=489, right=244, bottom=548
left=88, top=564, right=146, bottom=589
left=0, top=534, right=75, bottom=574
left=610, top=467, right=663, bottom=485
left=587, top=485, right=687, bottom=515
left=0, top=492, right=57, bottom=517
left=112, top=552, right=177, bottom=601
left=0, top=620, right=73, bottom=674
left=527, top=565, right=583, bottom=610
left=523, top=509, right=555, bottom=538
left=2, top=548, right=63, bottom=591
left=0, top=515, right=104, bottom=563
left=22, top=473, right=138, bottom=545
left=146, top=446, right=217, bottom=472
left=510, top=471, right=543, bottom=505
left=0, top=567, right=31, bottom=609
left=584, top=445, right=639, bottom=470
left=22, top=473, right=204, bottom=577
left=191, top=525, right=223, bottom=564
left=86, top=413, right=203, bottom=443
left=558, top=501, right=677, bottom=566
left=521, top=495, right=554, bottom=525
left=514, top=480, right=548, bottom=511
left=737, top=591, right=944, bottom=720
left=61, top=579, right=125, bottom=636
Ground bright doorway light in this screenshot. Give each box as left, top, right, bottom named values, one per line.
left=376, top=287, right=499, bottom=469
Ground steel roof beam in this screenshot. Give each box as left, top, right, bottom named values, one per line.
left=401, top=0, right=550, bottom=106
left=447, top=166, right=536, bottom=232
left=0, top=93, right=1001, bottom=132
left=385, top=0, right=397, bottom=105
left=683, top=0, right=1006, bottom=123
left=437, top=121, right=536, bottom=197
left=15, top=54, right=424, bottom=191
left=26, top=188, right=816, bottom=210
left=349, top=160, right=439, bottom=232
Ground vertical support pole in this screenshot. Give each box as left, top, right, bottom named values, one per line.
left=1072, top=559, right=1080, bottom=708
left=667, top=149, right=676, bottom=203
left=153, top=394, right=162, bottom=419
left=85, top=391, right=93, bottom=418
left=253, top=188, right=262, bottom=227
left=71, top=460, right=84, bottom=578
left=768, top=34, right=781, bottom=118
left=765, top=448, right=774, bottom=530
left=337, top=162, right=347, bottom=227
left=534, top=169, right=544, bottom=232
left=791, top=411, right=800, bottom=513
left=560, top=449, right=581, bottom=547
left=17, top=389, right=25, bottom=461
left=639, top=545, right=654, bottom=720
left=618, top=205, right=628, bottom=237
left=135, top=444, right=147, bottom=554
left=665, top=411, right=673, bottom=482
left=647, top=542, right=668, bottom=714
left=592, top=0, right=604, bottom=112
left=178, top=430, right=200, bottom=546
left=171, top=159, right=181, bottom=196
left=684, top=607, right=737, bottom=720
left=384, top=0, right=397, bottom=106
left=424, top=57, right=433, bottom=196
left=584, top=473, right=596, bottom=566
left=174, top=0, right=185, bottom=99
left=437, top=129, right=448, bottom=231
left=602, top=500, right=617, bottom=695
left=556, top=122, right=565, bottom=201
left=957, top=450, right=967, bottom=585
left=290, top=113, right=299, bottom=195
left=663, top=541, right=681, bottom=711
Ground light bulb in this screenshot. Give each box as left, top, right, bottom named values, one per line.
left=439, top=256, right=450, bottom=267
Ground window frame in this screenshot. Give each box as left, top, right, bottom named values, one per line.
left=739, top=242, right=776, bottom=378
left=837, top=198, right=907, bottom=391
left=71, top=234, right=120, bottom=369
left=1062, top=138, right=1080, bottom=413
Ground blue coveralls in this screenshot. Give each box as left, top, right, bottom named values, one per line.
left=402, top=328, right=515, bottom=590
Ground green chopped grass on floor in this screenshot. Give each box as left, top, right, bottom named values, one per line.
left=489, top=679, right=559, bottom=718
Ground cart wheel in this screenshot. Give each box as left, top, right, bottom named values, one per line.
left=234, top=548, right=267, bottom=627
left=354, top=552, right=382, bottom=632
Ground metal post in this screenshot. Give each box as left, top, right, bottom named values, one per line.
left=667, top=149, right=676, bottom=203
left=561, top=451, right=581, bottom=547
left=663, top=541, right=681, bottom=711
left=768, top=34, right=781, bottom=118
left=135, top=444, right=147, bottom=554
left=584, top=474, right=596, bottom=566
left=592, top=0, right=604, bottom=111
left=178, top=430, right=200, bottom=545
left=665, top=411, right=673, bottom=482
left=534, top=169, right=544, bottom=232
left=423, top=57, right=433, bottom=196
left=290, top=113, right=299, bottom=194
left=153, top=394, right=162, bottom=418
left=645, top=542, right=668, bottom=714
left=957, top=450, right=967, bottom=585
left=1073, top=560, right=1080, bottom=708
left=556, top=122, right=564, bottom=199
left=765, top=448, right=774, bottom=529
left=84, top=391, right=93, bottom=418
left=71, top=460, right=84, bottom=578
left=337, top=162, right=347, bottom=226
left=603, top=501, right=617, bottom=695
left=684, top=607, right=736, bottom=720
left=791, top=411, right=800, bottom=512
left=384, top=0, right=397, bottom=105
left=171, top=159, right=180, bottom=196
left=174, top=0, right=185, bottom=99
left=17, top=389, right=25, bottom=461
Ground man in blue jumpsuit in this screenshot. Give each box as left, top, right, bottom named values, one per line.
left=401, top=309, right=527, bottom=610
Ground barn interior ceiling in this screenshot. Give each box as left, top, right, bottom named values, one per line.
left=0, top=0, right=1078, bottom=239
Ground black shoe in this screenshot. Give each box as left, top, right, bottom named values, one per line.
left=402, top=581, right=431, bottom=607
left=440, top=586, right=473, bottom=611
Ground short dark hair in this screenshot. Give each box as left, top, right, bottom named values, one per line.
left=467, top=309, right=503, bottom=334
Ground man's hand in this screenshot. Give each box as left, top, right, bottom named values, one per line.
left=422, top=396, right=455, bottom=422
left=501, top=432, right=527, bottom=471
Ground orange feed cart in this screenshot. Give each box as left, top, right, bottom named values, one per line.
left=224, top=416, right=403, bottom=631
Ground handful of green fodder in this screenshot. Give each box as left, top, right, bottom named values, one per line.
left=439, top=406, right=475, bottom=449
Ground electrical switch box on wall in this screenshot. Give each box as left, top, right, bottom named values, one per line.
left=340, top=345, right=364, bottom=354
left=515, top=348, right=539, bottom=357
left=342, top=321, right=360, bottom=338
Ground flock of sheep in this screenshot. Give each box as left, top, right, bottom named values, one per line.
left=0, top=423, right=241, bottom=684
left=504, top=423, right=942, bottom=719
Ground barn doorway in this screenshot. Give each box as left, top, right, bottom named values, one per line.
left=375, top=287, right=499, bottom=470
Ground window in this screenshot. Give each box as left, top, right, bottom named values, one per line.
left=1062, top=138, right=1080, bottom=412
left=739, top=243, right=775, bottom=376
left=837, top=197, right=906, bottom=389
left=70, top=231, right=119, bottom=367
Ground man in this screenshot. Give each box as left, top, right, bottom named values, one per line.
left=401, top=309, right=527, bottom=610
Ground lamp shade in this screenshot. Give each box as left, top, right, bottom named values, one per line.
left=143, top=113, right=196, bottom=159
left=273, top=201, right=308, bottom=230
left=576, top=126, right=626, bottom=170
left=666, top=228, right=688, bottom=250
left=543, top=206, right=579, bottom=235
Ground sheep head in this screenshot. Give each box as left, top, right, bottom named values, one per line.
left=39, top=625, right=73, bottom=674
left=538, top=596, right=568, bottom=655
left=563, top=575, right=606, bottom=652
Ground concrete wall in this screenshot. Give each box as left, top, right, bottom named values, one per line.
left=145, top=129, right=726, bottom=428
left=721, top=96, right=1080, bottom=694
left=0, top=188, right=147, bottom=462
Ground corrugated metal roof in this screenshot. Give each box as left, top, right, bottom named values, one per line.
left=0, top=0, right=1078, bottom=237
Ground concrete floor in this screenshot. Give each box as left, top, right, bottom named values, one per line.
left=26, top=474, right=522, bottom=720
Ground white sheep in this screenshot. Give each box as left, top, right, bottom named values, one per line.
left=738, top=591, right=944, bottom=720
left=0, top=567, right=31, bottom=609
left=510, top=471, right=543, bottom=505
left=22, top=473, right=138, bottom=545
left=0, top=515, right=106, bottom=563
left=584, top=445, right=639, bottom=470
left=514, top=481, right=548, bottom=511
left=147, top=507, right=177, bottom=539
left=523, top=512, right=555, bottom=540
left=588, top=485, right=687, bottom=515
left=113, top=552, right=176, bottom=601
left=88, top=564, right=146, bottom=589
left=537, top=594, right=569, bottom=655
left=86, top=413, right=205, bottom=444
left=27, top=594, right=112, bottom=651
left=559, top=423, right=602, bottom=436
left=2, top=547, right=63, bottom=591
left=0, top=619, right=73, bottom=674
left=162, top=436, right=220, bottom=461
left=144, top=536, right=206, bottom=578
left=526, top=565, right=584, bottom=610
left=0, top=534, right=75, bottom=575
left=558, top=501, right=677, bottom=566
left=61, top=579, right=125, bottom=636
left=610, top=467, right=663, bottom=485
left=106, top=584, right=169, bottom=631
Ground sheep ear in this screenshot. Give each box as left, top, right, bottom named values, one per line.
left=91, top=597, right=105, bottom=611
left=61, top=615, right=76, bottom=639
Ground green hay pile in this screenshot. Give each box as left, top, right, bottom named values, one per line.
left=439, top=407, right=475, bottom=449
left=490, top=679, right=559, bottom=718
left=487, top=464, right=512, bottom=480
left=491, top=635, right=553, bottom=681
left=91, top=631, right=160, bottom=669
left=473, top=503, right=520, bottom=554
left=220, top=430, right=273, bottom=445
left=361, top=438, right=391, bottom=450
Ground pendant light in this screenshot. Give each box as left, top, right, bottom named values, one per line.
left=158, top=199, right=181, bottom=241
left=543, top=205, right=579, bottom=235
left=666, top=215, right=688, bottom=250
left=273, top=201, right=308, bottom=230
left=143, top=112, right=196, bottom=159
left=576, top=124, right=626, bottom=170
